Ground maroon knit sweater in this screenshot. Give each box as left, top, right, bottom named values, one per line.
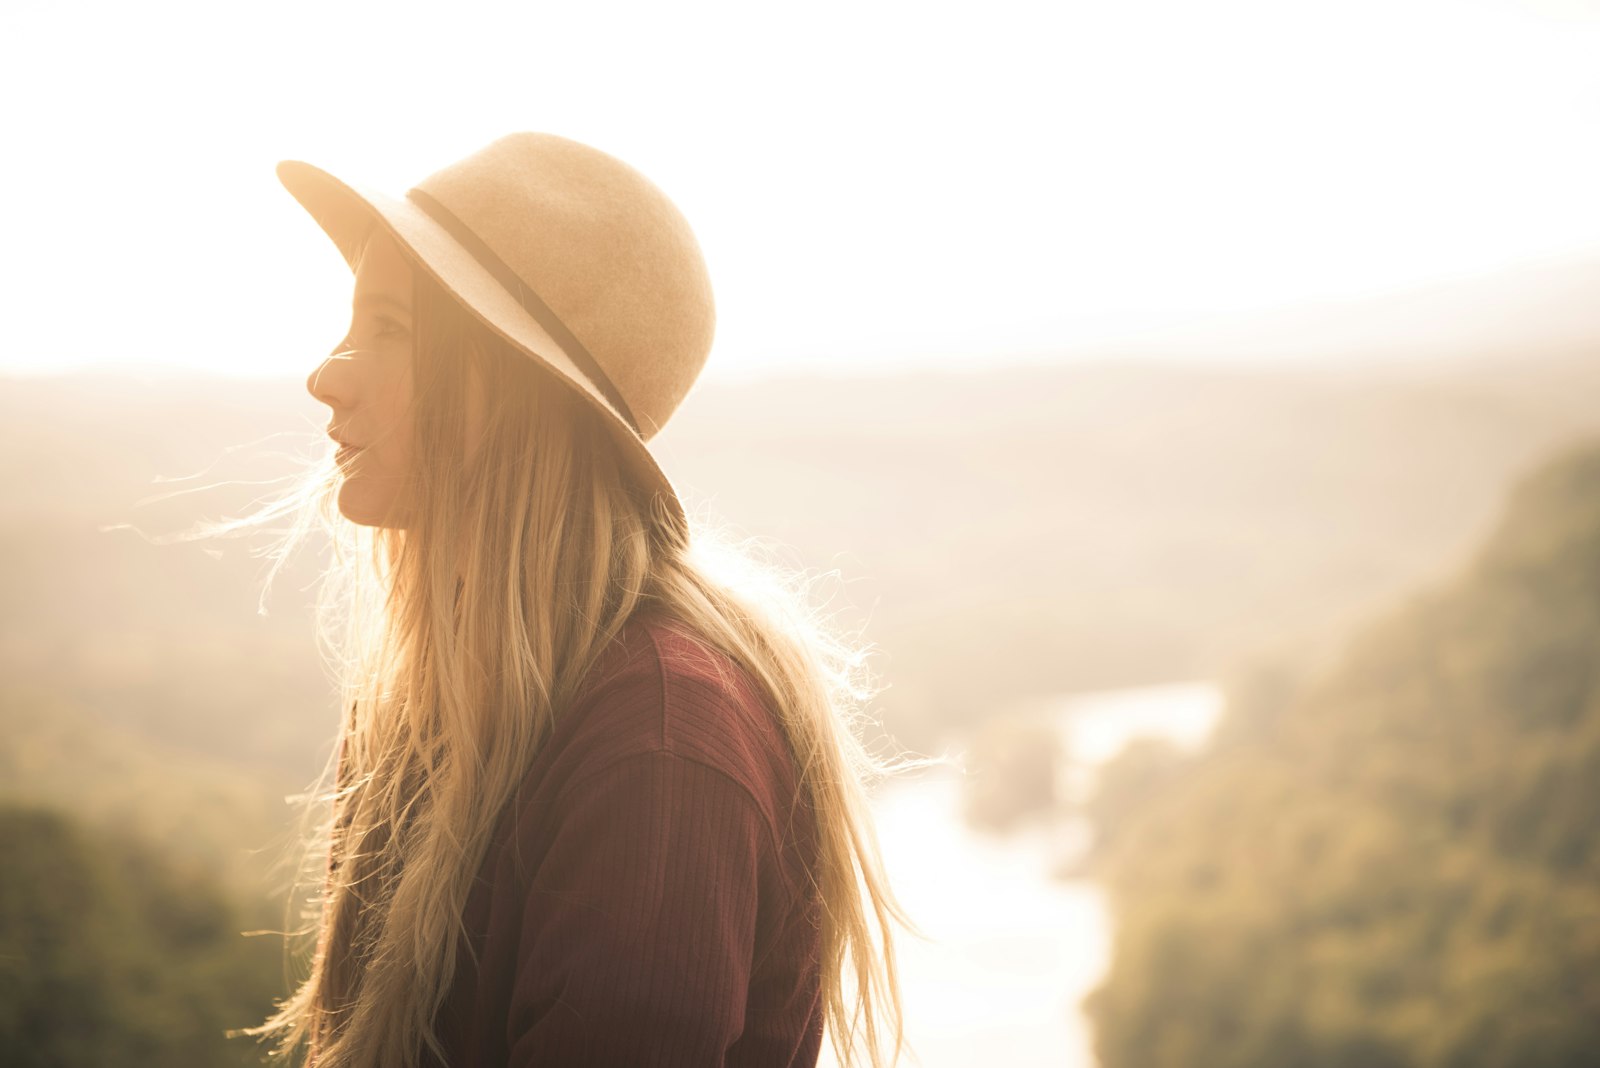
left=423, top=610, right=825, bottom=1067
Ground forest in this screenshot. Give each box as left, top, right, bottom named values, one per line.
left=1085, top=441, right=1600, bottom=1067
left=1, top=805, right=282, bottom=1067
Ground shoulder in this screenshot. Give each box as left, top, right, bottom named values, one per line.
left=546, top=610, right=801, bottom=837
left=452, top=612, right=822, bottom=1066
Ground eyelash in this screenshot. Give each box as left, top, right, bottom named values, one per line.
left=339, top=316, right=409, bottom=353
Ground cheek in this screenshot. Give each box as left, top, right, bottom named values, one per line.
left=330, top=362, right=416, bottom=528
left=376, top=367, right=417, bottom=464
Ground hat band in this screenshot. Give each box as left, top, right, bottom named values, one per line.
left=406, top=188, right=642, bottom=435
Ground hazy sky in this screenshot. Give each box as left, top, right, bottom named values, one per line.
left=3, top=0, right=1599, bottom=380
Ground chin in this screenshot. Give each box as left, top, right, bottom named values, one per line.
left=337, top=482, right=407, bottom=529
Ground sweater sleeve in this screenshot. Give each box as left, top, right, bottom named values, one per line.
left=505, top=749, right=768, bottom=1067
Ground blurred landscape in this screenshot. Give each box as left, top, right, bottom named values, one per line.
left=5, top=259, right=1600, bottom=1064
left=1082, top=429, right=1600, bottom=1067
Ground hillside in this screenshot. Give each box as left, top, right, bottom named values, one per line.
left=1085, top=440, right=1600, bottom=1067
left=656, top=356, right=1600, bottom=739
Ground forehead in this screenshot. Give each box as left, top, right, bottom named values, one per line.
left=352, top=228, right=414, bottom=306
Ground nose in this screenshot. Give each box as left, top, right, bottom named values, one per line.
left=306, top=347, right=356, bottom=409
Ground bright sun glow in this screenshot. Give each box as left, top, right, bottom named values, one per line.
left=3, top=0, right=1599, bottom=379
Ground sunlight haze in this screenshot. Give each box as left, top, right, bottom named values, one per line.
left=3, top=0, right=1599, bottom=379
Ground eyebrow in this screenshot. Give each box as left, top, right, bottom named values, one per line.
left=353, top=294, right=413, bottom=317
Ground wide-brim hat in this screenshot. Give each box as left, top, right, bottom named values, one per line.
left=277, top=132, right=716, bottom=531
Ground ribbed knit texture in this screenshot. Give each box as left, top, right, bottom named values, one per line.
left=423, top=611, right=824, bottom=1066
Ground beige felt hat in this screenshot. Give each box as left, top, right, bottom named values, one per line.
left=277, top=132, right=716, bottom=529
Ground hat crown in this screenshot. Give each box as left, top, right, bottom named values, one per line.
left=412, top=133, right=715, bottom=438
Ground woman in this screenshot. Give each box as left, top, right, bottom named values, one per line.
left=248, top=133, right=911, bottom=1067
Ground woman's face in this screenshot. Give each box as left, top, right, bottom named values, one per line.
left=306, top=230, right=417, bottom=527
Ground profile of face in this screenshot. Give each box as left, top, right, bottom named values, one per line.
left=306, top=230, right=417, bottom=527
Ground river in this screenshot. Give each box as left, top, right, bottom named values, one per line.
left=819, top=682, right=1223, bottom=1068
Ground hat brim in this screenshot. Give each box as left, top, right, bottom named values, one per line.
left=276, top=159, right=686, bottom=531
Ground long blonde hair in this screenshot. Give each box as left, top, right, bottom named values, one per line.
left=248, top=252, right=914, bottom=1066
